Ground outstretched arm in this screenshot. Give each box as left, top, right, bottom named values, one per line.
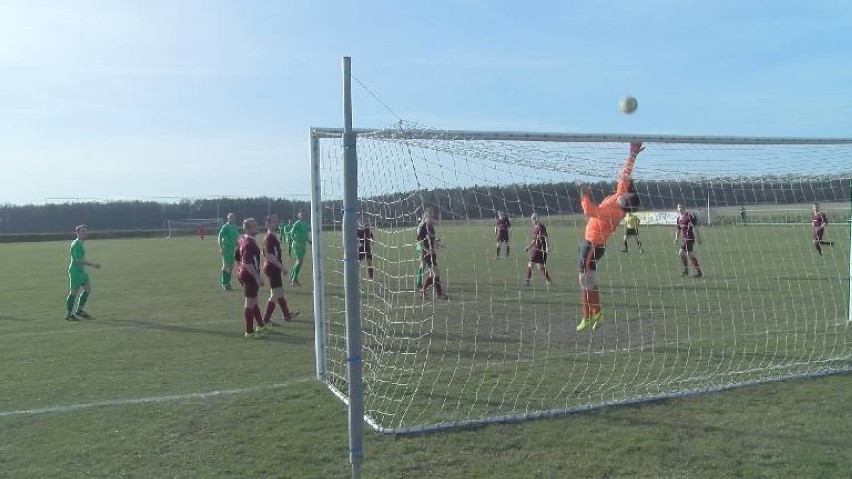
left=616, top=142, right=643, bottom=195
left=82, top=259, right=101, bottom=269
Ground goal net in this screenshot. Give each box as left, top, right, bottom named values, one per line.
left=312, top=125, right=852, bottom=434
left=166, top=218, right=223, bottom=238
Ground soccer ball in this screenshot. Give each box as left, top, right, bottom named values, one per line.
left=619, top=96, right=638, bottom=114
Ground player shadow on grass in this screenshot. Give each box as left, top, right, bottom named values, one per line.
left=90, top=317, right=311, bottom=343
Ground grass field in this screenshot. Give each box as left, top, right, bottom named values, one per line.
left=2, top=223, right=852, bottom=478
left=321, top=220, right=852, bottom=432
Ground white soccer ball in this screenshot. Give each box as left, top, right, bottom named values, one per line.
left=619, top=96, right=638, bottom=114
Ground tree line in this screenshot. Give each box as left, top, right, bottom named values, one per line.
left=0, top=198, right=310, bottom=235
left=1, top=178, right=848, bottom=235
left=358, top=178, right=850, bottom=225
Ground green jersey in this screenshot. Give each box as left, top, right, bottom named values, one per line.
left=289, top=220, right=308, bottom=259
left=69, top=239, right=85, bottom=272
left=279, top=223, right=293, bottom=242
left=290, top=220, right=308, bottom=247
left=68, top=238, right=90, bottom=289
left=218, top=223, right=240, bottom=252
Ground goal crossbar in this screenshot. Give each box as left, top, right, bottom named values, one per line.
left=311, top=127, right=852, bottom=145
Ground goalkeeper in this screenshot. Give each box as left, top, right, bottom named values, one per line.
left=576, top=142, right=643, bottom=332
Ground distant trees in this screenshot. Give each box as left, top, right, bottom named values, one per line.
left=357, top=178, right=850, bottom=226
left=0, top=177, right=847, bottom=235
left=0, top=198, right=310, bottom=235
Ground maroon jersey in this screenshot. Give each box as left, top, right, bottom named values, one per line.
left=530, top=223, right=548, bottom=253
left=496, top=216, right=511, bottom=233
left=236, top=235, right=261, bottom=274
left=676, top=213, right=698, bottom=240
left=496, top=216, right=510, bottom=242
left=417, top=221, right=436, bottom=254
left=811, top=211, right=828, bottom=229
left=263, top=232, right=282, bottom=273
left=357, top=226, right=373, bottom=254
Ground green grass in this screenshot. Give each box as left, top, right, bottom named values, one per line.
left=322, top=221, right=852, bottom=433
left=2, top=225, right=852, bottom=478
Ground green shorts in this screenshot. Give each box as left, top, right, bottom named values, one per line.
left=222, top=248, right=235, bottom=265
left=69, top=268, right=90, bottom=290
left=291, top=244, right=306, bottom=260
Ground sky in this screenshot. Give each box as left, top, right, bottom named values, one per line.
left=1, top=0, right=851, bottom=205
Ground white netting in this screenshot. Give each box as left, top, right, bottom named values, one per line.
left=166, top=218, right=223, bottom=238
left=315, top=126, right=852, bottom=433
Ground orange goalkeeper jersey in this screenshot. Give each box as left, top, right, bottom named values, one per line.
left=581, top=155, right=636, bottom=246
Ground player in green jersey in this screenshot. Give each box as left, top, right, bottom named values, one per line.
left=277, top=218, right=285, bottom=241
left=278, top=219, right=293, bottom=258
left=65, top=225, right=101, bottom=321
left=288, top=211, right=311, bottom=286
left=218, top=213, right=240, bottom=290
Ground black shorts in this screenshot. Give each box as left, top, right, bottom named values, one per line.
left=625, top=228, right=638, bottom=237
left=812, top=228, right=825, bottom=241
left=264, top=266, right=283, bottom=289
left=681, top=238, right=696, bottom=253
left=496, top=230, right=509, bottom=242
left=238, top=270, right=260, bottom=298
left=421, top=251, right=437, bottom=268
left=528, top=248, right=547, bottom=264
left=578, top=241, right=606, bottom=272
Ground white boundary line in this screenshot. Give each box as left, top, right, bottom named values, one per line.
left=0, top=377, right=314, bottom=418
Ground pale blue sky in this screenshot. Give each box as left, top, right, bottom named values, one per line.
left=1, top=0, right=850, bottom=205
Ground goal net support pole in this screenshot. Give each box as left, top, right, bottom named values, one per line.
left=341, top=56, right=364, bottom=479
left=310, top=134, right=326, bottom=379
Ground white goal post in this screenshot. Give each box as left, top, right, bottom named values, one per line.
left=166, top=218, right=223, bottom=238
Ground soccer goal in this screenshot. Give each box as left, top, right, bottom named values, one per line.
left=311, top=124, right=852, bottom=435
left=166, top=218, right=223, bottom=238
